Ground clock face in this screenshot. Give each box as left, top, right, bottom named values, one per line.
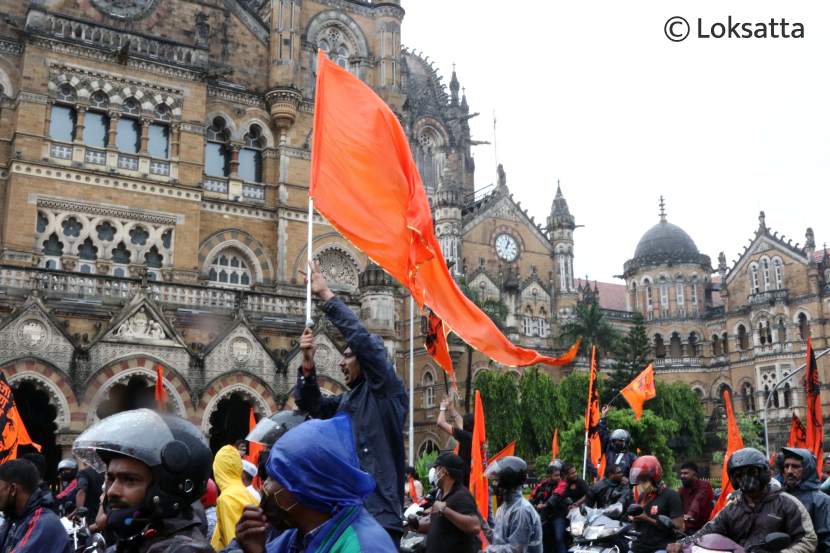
left=495, top=234, right=519, bottom=262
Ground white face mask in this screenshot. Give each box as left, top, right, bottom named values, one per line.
left=429, top=468, right=437, bottom=486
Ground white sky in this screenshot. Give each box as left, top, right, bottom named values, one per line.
left=404, top=1, right=830, bottom=283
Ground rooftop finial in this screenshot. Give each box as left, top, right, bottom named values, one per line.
left=659, top=196, right=666, bottom=221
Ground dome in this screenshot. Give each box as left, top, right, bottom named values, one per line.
left=634, top=219, right=699, bottom=259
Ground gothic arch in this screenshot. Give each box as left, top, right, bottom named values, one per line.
left=736, top=376, right=756, bottom=392
left=237, top=117, right=275, bottom=148
left=305, top=11, right=369, bottom=58
left=0, top=64, right=15, bottom=98
left=732, top=320, right=750, bottom=335
left=639, top=275, right=654, bottom=286
left=792, top=308, right=811, bottom=323
left=306, top=243, right=363, bottom=290
left=689, top=380, right=708, bottom=399
left=198, top=374, right=278, bottom=433
left=203, top=110, right=239, bottom=138
left=471, top=361, right=490, bottom=380
left=198, top=229, right=274, bottom=285
left=3, top=360, right=73, bottom=432
left=417, top=432, right=441, bottom=456
left=412, top=118, right=450, bottom=146
left=712, top=380, right=732, bottom=404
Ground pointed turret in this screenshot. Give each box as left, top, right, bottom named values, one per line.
left=450, top=63, right=460, bottom=107
left=547, top=180, right=575, bottom=231
left=460, top=87, right=469, bottom=114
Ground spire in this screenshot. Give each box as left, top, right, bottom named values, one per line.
left=547, top=179, right=575, bottom=233
left=659, top=196, right=667, bottom=222
left=450, top=62, right=460, bottom=107
left=460, top=86, right=469, bottom=114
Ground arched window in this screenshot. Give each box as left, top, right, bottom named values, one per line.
left=78, top=237, right=98, bottom=273
left=416, top=129, right=440, bottom=190
left=42, top=233, right=64, bottom=269
left=764, top=385, right=779, bottom=408
left=722, top=332, right=729, bottom=354
left=205, top=118, right=231, bottom=178
left=645, top=279, right=653, bottom=311
left=422, top=372, right=434, bottom=408
left=798, top=313, right=810, bottom=340
left=688, top=332, right=698, bottom=357
left=115, top=98, right=142, bottom=155
left=239, top=125, right=264, bottom=183
left=778, top=320, right=787, bottom=344
left=750, top=265, right=760, bottom=294
left=209, top=249, right=252, bottom=288
left=762, top=259, right=771, bottom=291
left=742, top=383, right=755, bottom=412
left=759, top=322, right=767, bottom=345
left=737, top=325, right=748, bottom=350
left=522, top=305, right=532, bottom=336
left=660, top=283, right=669, bottom=317
left=654, top=334, right=665, bottom=358
left=669, top=332, right=682, bottom=359
left=559, top=255, right=567, bottom=291
left=83, top=92, right=110, bottom=159
left=319, top=28, right=352, bottom=71
left=712, top=334, right=722, bottom=357
left=783, top=384, right=792, bottom=408
left=676, top=283, right=685, bottom=316
left=50, top=86, right=77, bottom=148
left=417, top=439, right=439, bottom=457
left=147, top=105, right=170, bottom=159
left=774, top=259, right=784, bottom=289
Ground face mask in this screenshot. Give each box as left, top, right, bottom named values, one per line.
left=105, top=506, right=145, bottom=538
left=260, top=489, right=296, bottom=531
left=738, top=475, right=760, bottom=494
left=61, top=472, right=75, bottom=482
left=612, top=443, right=625, bottom=453
left=638, top=481, right=657, bottom=495
left=428, top=468, right=437, bottom=486
left=681, top=478, right=694, bottom=488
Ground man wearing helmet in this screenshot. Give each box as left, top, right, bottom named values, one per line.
left=666, top=448, right=817, bottom=553
left=483, top=456, right=543, bottom=553
left=530, top=461, right=562, bottom=553
left=628, top=456, right=684, bottom=553
left=596, top=406, right=638, bottom=481
left=72, top=409, right=215, bottom=553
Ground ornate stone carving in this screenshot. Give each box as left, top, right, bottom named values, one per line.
left=314, top=250, right=358, bottom=288
left=0, top=307, right=74, bottom=373
left=88, top=0, right=162, bottom=21
left=17, top=321, right=48, bottom=350
left=314, top=344, right=333, bottom=371
left=195, top=13, right=210, bottom=47
left=265, top=88, right=303, bottom=133
left=113, top=307, right=166, bottom=341
left=229, top=337, right=253, bottom=364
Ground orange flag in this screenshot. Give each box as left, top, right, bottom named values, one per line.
left=584, top=347, right=603, bottom=479
left=425, top=311, right=455, bottom=390
left=310, top=49, right=579, bottom=368
left=552, top=428, right=559, bottom=461
left=247, top=408, right=264, bottom=471
left=711, top=390, right=743, bottom=519
left=788, top=412, right=807, bottom=448
left=155, top=365, right=168, bottom=411
left=620, top=365, right=656, bottom=421
left=489, top=441, right=515, bottom=464
left=470, top=391, right=488, bottom=518
left=408, top=475, right=419, bottom=502
left=0, top=372, right=40, bottom=462
left=805, top=338, right=824, bottom=463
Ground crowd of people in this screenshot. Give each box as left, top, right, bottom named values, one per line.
left=1, top=261, right=830, bottom=553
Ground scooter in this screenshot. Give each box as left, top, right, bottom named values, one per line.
left=652, top=514, right=792, bottom=553
left=400, top=489, right=436, bottom=553
left=567, top=502, right=640, bottom=553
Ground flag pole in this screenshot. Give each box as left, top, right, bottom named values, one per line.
left=305, top=197, right=314, bottom=328
left=409, top=294, right=415, bottom=466
left=582, top=430, right=589, bottom=480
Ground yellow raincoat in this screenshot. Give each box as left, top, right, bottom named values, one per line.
left=211, top=444, right=257, bottom=551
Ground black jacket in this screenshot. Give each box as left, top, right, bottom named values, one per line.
left=592, top=418, right=638, bottom=479
left=294, top=296, right=409, bottom=534
left=530, top=479, right=559, bottom=523
left=690, top=486, right=816, bottom=553
left=585, top=478, right=631, bottom=512
left=107, top=507, right=214, bottom=553
left=0, top=488, right=71, bottom=553
left=781, top=447, right=830, bottom=553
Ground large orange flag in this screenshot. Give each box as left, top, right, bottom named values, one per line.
left=425, top=311, right=455, bottom=389
left=711, top=390, right=743, bottom=519
left=310, top=49, right=579, bottom=368
left=788, top=412, right=807, bottom=448
left=552, top=428, right=559, bottom=461
left=0, top=372, right=40, bottom=462
left=805, top=338, right=824, bottom=462
left=470, top=391, right=488, bottom=518
left=620, top=365, right=656, bottom=421
left=490, top=441, right=515, bottom=464
left=155, top=365, right=168, bottom=411
left=585, top=347, right=603, bottom=479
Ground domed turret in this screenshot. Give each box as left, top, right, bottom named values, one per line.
left=628, top=197, right=703, bottom=265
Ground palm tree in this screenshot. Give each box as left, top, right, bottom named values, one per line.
left=558, top=299, right=620, bottom=359
left=458, top=278, right=509, bottom=413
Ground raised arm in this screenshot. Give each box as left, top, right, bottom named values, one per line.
left=293, top=326, right=342, bottom=419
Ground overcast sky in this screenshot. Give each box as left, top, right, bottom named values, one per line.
left=404, top=1, right=830, bottom=284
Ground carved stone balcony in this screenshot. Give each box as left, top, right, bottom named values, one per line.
left=749, top=289, right=788, bottom=305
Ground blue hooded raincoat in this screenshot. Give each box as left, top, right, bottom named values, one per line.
left=782, top=447, right=830, bottom=553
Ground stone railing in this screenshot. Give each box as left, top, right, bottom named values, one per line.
left=242, top=184, right=265, bottom=203
left=26, top=9, right=209, bottom=71
left=602, top=308, right=634, bottom=320
left=749, top=289, right=788, bottom=305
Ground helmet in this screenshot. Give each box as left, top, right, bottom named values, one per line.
left=726, top=448, right=770, bottom=490
left=200, top=478, right=217, bottom=509
left=548, top=459, right=564, bottom=471
left=57, top=459, right=79, bottom=471
left=73, top=409, right=212, bottom=519
left=483, top=456, right=527, bottom=495
left=610, top=429, right=631, bottom=450
left=246, top=410, right=310, bottom=447
left=630, top=456, right=663, bottom=485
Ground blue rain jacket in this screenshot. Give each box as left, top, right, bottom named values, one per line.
left=0, top=488, right=71, bottom=553
left=782, top=447, right=830, bottom=553
left=294, top=297, right=408, bottom=533
left=264, top=414, right=397, bottom=553
left=486, top=488, right=543, bottom=553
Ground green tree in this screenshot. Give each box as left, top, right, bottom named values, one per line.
left=648, top=381, right=706, bottom=457
left=458, top=278, right=509, bottom=413
left=713, top=411, right=765, bottom=463
left=604, top=312, right=652, bottom=404
left=556, top=372, right=604, bottom=424
left=558, top=299, right=621, bottom=359
left=517, top=367, right=561, bottom=458
left=414, top=450, right=438, bottom=492
left=475, top=369, right=521, bottom=454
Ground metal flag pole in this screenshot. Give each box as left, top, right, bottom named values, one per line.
left=582, top=430, right=589, bottom=480
left=763, top=346, right=830, bottom=459
left=409, top=295, right=415, bottom=466
left=305, top=198, right=314, bottom=328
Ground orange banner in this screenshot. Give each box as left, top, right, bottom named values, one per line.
left=620, top=365, right=656, bottom=421
left=711, top=390, right=743, bottom=519
left=805, top=338, right=824, bottom=462
left=408, top=476, right=419, bottom=502
left=489, top=441, right=515, bottom=464
left=155, top=365, right=168, bottom=411
left=425, top=311, right=455, bottom=390
left=309, top=49, right=579, bottom=368
left=585, top=347, right=603, bottom=478
left=470, top=391, right=488, bottom=518
left=788, top=412, right=807, bottom=448
left=0, top=371, right=40, bottom=463
left=552, top=428, right=559, bottom=461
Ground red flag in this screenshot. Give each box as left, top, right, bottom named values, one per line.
left=0, top=372, right=40, bottom=462
left=805, top=338, right=824, bottom=462
left=489, top=441, right=515, bottom=464
left=408, top=475, right=419, bottom=502
left=425, top=311, right=455, bottom=390
left=788, top=412, right=807, bottom=448
left=310, top=49, right=579, bottom=368
left=711, top=390, right=743, bottom=519
left=585, top=347, right=603, bottom=478
left=155, top=365, right=168, bottom=411
left=620, top=365, right=656, bottom=421
left=470, top=391, right=488, bottom=518
left=552, top=428, right=559, bottom=461
left=247, top=408, right=264, bottom=488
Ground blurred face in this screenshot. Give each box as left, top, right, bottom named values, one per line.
left=547, top=469, right=560, bottom=485
left=106, top=457, right=152, bottom=509
left=59, top=468, right=74, bottom=482
left=608, top=467, right=623, bottom=484
left=612, top=439, right=625, bottom=448
left=237, top=443, right=247, bottom=455
left=783, top=456, right=804, bottom=485
left=0, top=479, right=20, bottom=517
left=564, top=467, right=578, bottom=483
left=680, top=468, right=697, bottom=482
left=338, top=348, right=361, bottom=386
left=823, top=458, right=830, bottom=472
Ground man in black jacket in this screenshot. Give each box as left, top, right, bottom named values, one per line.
left=295, top=260, right=409, bottom=545
left=585, top=463, right=631, bottom=511
left=530, top=463, right=562, bottom=553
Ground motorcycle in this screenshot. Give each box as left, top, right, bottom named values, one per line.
left=400, top=489, right=437, bottom=553
left=653, top=514, right=792, bottom=553
left=59, top=507, right=107, bottom=553
left=567, top=502, right=640, bottom=553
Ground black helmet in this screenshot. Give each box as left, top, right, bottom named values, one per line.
left=726, top=448, right=770, bottom=490
left=246, top=410, right=310, bottom=447
left=73, top=409, right=212, bottom=519
left=484, top=456, right=527, bottom=495
left=610, top=429, right=630, bottom=450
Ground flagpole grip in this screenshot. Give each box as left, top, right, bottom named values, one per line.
left=305, top=197, right=314, bottom=328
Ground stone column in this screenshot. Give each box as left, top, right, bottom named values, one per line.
left=229, top=143, right=242, bottom=177
left=170, top=123, right=181, bottom=159
left=139, top=117, right=151, bottom=153
left=43, top=101, right=53, bottom=137
left=266, top=88, right=302, bottom=146
left=107, top=111, right=120, bottom=150
left=74, top=105, right=87, bottom=143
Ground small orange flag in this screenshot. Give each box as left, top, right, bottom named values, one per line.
left=711, top=390, right=743, bottom=519
left=425, top=311, right=456, bottom=390
left=470, top=391, right=488, bottom=518
left=155, top=365, right=168, bottom=411
left=788, top=412, right=807, bottom=448
left=805, top=338, right=824, bottom=463
left=489, top=441, right=515, bottom=464
left=408, top=475, right=419, bottom=502
left=585, top=347, right=603, bottom=478
left=0, top=372, right=40, bottom=462
left=247, top=408, right=264, bottom=470
left=552, top=428, right=559, bottom=462
left=620, top=365, right=656, bottom=421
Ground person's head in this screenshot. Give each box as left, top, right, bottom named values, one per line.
left=782, top=449, right=806, bottom=486
left=462, top=413, right=475, bottom=433
left=405, top=466, right=420, bottom=481
left=21, top=453, right=46, bottom=485
left=609, top=429, right=631, bottom=453
left=430, top=452, right=464, bottom=489
left=726, top=448, right=770, bottom=501
left=338, top=347, right=362, bottom=388
left=630, top=456, right=663, bottom=494
left=105, top=453, right=153, bottom=510
left=235, top=439, right=247, bottom=456
left=241, top=460, right=257, bottom=487
left=483, top=456, right=527, bottom=496
left=561, top=463, right=578, bottom=483
left=680, top=462, right=698, bottom=488
left=605, top=463, right=623, bottom=485
left=57, top=458, right=78, bottom=483
left=823, top=456, right=830, bottom=474
left=0, top=460, right=38, bottom=518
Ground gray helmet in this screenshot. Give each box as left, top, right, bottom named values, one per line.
left=57, top=459, right=78, bottom=471
left=610, top=429, right=631, bottom=450
left=246, top=410, right=310, bottom=447
left=548, top=459, right=564, bottom=471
